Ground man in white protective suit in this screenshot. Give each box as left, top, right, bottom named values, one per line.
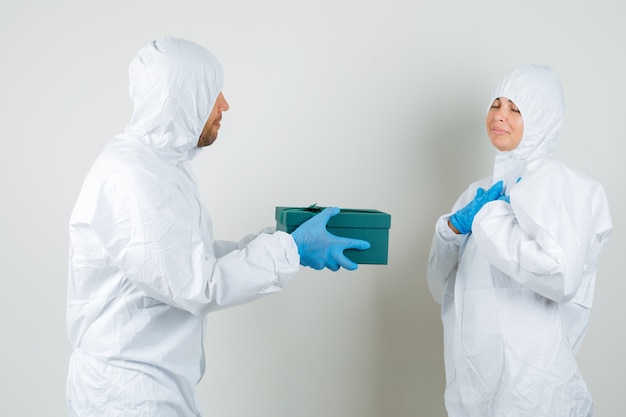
left=427, top=64, right=612, bottom=417
left=66, top=37, right=370, bottom=417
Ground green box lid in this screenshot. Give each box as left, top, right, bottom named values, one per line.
left=275, top=206, right=391, bottom=229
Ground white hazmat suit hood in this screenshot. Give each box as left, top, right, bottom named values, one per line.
left=490, top=64, right=565, bottom=188
left=66, top=38, right=300, bottom=417
left=427, top=64, right=612, bottom=417
left=125, top=37, right=223, bottom=162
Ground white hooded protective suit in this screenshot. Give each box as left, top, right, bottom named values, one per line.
left=66, top=38, right=300, bottom=417
left=427, top=64, right=612, bottom=417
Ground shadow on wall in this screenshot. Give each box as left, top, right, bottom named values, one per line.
left=369, top=88, right=492, bottom=416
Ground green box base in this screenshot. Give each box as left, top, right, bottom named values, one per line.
left=275, top=206, right=391, bottom=265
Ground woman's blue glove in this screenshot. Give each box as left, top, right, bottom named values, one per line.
left=291, top=207, right=371, bottom=271
left=450, top=181, right=505, bottom=234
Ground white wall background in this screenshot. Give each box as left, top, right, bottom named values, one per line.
left=1, top=1, right=624, bottom=416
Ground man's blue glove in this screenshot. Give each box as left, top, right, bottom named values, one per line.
left=291, top=207, right=371, bottom=271
left=450, top=181, right=505, bottom=234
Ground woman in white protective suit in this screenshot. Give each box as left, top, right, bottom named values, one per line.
left=66, top=38, right=369, bottom=417
left=427, top=64, right=612, bottom=417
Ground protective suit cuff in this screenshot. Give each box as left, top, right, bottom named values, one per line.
left=436, top=215, right=464, bottom=242
left=274, top=230, right=300, bottom=266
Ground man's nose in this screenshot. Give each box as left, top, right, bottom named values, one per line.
left=219, top=93, right=230, bottom=111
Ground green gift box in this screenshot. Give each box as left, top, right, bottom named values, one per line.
left=275, top=205, right=391, bottom=265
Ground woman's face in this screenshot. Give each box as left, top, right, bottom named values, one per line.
left=486, top=97, right=524, bottom=151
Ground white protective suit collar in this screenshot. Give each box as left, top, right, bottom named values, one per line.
left=124, top=37, right=224, bottom=163
left=490, top=64, right=565, bottom=183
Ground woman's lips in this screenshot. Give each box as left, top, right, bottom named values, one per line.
left=491, top=126, right=508, bottom=135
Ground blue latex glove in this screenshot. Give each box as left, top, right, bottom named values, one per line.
left=291, top=207, right=371, bottom=271
left=498, top=194, right=511, bottom=204
left=497, top=177, right=521, bottom=204
left=450, top=181, right=505, bottom=234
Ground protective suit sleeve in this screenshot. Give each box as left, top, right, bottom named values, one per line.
left=89, top=172, right=299, bottom=316
left=426, top=214, right=466, bottom=304
left=213, top=226, right=276, bottom=258
left=427, top=180, right=491, bottom=303
left=472, top=162, right=612, bottom=303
